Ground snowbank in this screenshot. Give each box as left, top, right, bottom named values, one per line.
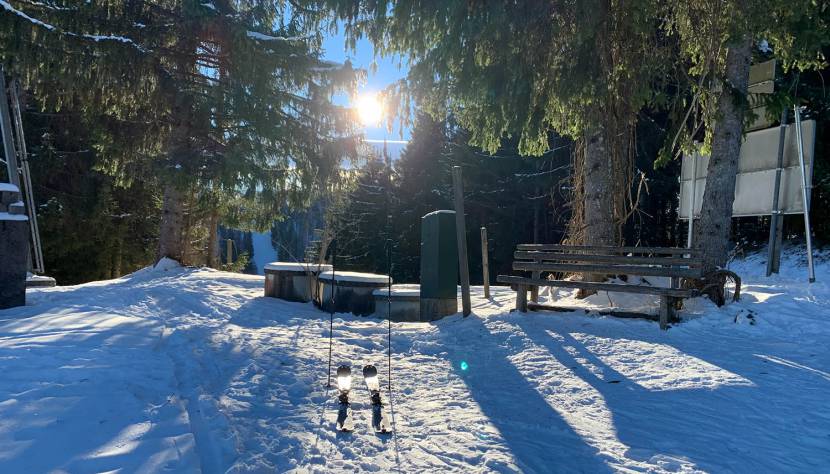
left=153, top=257, right=181, bottom=272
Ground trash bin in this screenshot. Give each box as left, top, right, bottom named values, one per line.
left=420, top=210, right=458, bottom=320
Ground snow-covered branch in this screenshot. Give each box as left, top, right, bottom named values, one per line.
left=1, top=0, right=149, bottom=53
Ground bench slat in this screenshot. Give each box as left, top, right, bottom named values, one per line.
left=496, top=275, right=696, bottom=298
left=514, top=251, right=702, bottom=267
left=512, top=261, right=703, bottom=279
left=516, top=244, right=700, bottom=256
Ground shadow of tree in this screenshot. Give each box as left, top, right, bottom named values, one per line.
left=508, top=313, right=829, bottom=472
left=436, top=314, right=613, bottom=473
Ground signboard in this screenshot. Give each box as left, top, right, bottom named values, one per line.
left=679, top=120, right=816, bottom=218
left=747, top=59, right=776, bottom=131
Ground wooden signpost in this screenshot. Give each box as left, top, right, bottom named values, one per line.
left=480, top=227, right=490, bottom=299
left=452, top=166, right=471, bottom=316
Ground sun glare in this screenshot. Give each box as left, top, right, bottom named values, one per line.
left=355, top=93, right=383, bottom=126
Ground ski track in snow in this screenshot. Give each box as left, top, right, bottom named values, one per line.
left=0, top=251, right=828, bottom=473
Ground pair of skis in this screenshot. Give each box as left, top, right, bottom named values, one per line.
left=335, top=365, right=392, bottom=434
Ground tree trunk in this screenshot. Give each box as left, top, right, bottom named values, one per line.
left=113, top=220, right=124, bottom=277
left=694, top=37, right=753, bottom=273
left=533, top=189, right=540, bottom=244
left=579, top=125, right=617, bottom=296
left=584, top=126, right=616, bottom=247
left=207, top=208, right=220, bottom=268
left=158, top=183, right=186, bottom=262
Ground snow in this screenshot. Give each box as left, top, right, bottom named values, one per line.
left=246, top=31, right=302, bottom=43
left=423, top=210, right=455, bottom=217
left=263, top=262, right=332, bottom=273
left=0, top=212, right=28, bottom=221
left=0, top=1, right=146, bottom=52
left=0, top=182, right=20, bottom=192
left=318, top=270, right=390, bottom=284
left=0, top=0, right=56, bottom=31
left=373, top=284, right=420, bottom=297
left=0, top=250, right=827, bottom=472
left=155, top=257, right=181, bottom=271
left=250, top=231, right=278, bottom=275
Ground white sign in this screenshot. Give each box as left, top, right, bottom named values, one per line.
left=679, top=120, right=815, bottom=218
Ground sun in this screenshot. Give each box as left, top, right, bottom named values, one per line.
left=355, top=93, right=383, bottom=126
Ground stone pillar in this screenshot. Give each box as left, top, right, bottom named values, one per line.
left=0, top=183, right=29, bottom=309
left=420, top=210, right=458, bottom=321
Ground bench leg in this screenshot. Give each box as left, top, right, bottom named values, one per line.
left=659, top=296, right=676, bottom=330
left=530, top=271, right=540, bottom=302
left=516, top=284, right=528, bottom=312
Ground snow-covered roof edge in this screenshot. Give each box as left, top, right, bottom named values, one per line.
left=0, top=182, right=20, bottom=192
left=423, top=210, right=455, bottom=217
left=373, top=284, right=420, bottom=297
left=264, top=262, right=332, bottom=272
left=318, top=270, right=391, bottom=284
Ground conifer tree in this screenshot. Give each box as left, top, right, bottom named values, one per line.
left=331, top=114, right=570, bottom=283
left=1, top=0, right=359, bottom=264
left=324, top=0, right=673, bottom=248
left=666, top=0, right=829, bottom=271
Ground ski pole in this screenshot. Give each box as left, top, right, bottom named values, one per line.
left=387, top=239, right=392, bottom=393
left=326, top=239, right=336, bottom=388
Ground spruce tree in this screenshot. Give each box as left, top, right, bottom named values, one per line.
left=324, top=0, right=673, bottom=247
left=666, top=0, right=829, bottom=271
left=332, top=114, right=571, bottom=283
left=1, top=0, right=359, bottom=264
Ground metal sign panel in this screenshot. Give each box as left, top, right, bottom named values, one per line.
left=747, top=60, right=776, bottom=131
left=679, top=120, right=815, bottom=218
left=748, top=59, right=776, bottom=84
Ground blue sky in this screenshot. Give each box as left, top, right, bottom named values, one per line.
left=321, top=29, right=411, bottom=143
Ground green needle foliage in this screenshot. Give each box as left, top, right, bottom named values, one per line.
left=321, top=0, right=677, bottom=247
left=324, top=0, right=671, bottom=157
left=1, top=0, right=361, bottom=264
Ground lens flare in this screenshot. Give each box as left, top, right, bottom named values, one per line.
left=460, top=361, right=469, bottom=371
left=355, top=93, right=383, bottom=126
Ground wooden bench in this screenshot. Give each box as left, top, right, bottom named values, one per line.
left=496, top=244, right=703, bottom=329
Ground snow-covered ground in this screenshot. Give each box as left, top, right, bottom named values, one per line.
left=0, top=250, right=828, bottom=473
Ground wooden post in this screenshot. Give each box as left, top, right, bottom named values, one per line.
left=659, top=295, right=676, bottom=330
left=530, top=257, right=540, bottom=303
left=766, top=109, right=788, bottom=276
left=452, top=166, right=471, bottom=316
left=516, top=284, right=528, bottom=312
left=226, top=239, right=233, bottom=265
left=480, top=227, right=490, bottom=299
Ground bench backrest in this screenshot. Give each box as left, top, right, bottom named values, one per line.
left=513, top=244, right=704, bottom=279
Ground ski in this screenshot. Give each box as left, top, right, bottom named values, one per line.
left=362, top=365, right=392, bottom=434
left=335, top=365, right=354, bottom=432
